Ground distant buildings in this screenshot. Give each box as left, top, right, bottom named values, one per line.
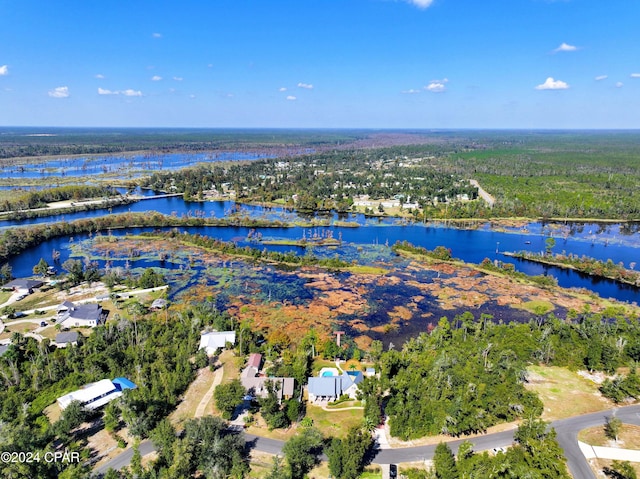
left=57, top=377, right=136, bottom=410
left=199, top=331, right=236, bottom=356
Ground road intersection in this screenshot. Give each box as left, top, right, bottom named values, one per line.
left=95, top=405, right=640, bottom=478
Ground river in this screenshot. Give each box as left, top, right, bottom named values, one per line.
left=4, top=192, right=639, bottom=303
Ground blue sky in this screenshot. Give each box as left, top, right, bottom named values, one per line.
left=1, top=0, right=639, bottom=128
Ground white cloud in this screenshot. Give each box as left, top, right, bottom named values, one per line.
left=553, top=42, right=578, bottom=53
left=173, top=76, right=183, bottom=81
left=95, top=73, right=105, bottom=79
left=630, top=73, right=640, bottom=78
left=286, top=95, right=297, bottom=101
left=0, top=65, right=9, bottom=76
left=594, top=75, right=608, bottom=81
left=152, top=32, right=162, bottom=38
left=616, top=82, right=624, bottom=88
left=297, top=82, right=313, bottom=89
left=401, top=89, right=422, bottom=94
left=98, top=87, right=142, bottom=96
left=189, top=94, right=196, bottom=99
left=48, top=86, right=69, bottom=98
left=407, top=0, right=434, bottom=8
left=534, top=77, right=569, bottom=90
left=425, top=78, right=448, bottom=93
left=279, top=87, right=287, bottom=92
left=151, top=75, right=162, bottom=81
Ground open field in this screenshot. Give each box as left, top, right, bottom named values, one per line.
left=525, top=365, right=613, bottom=421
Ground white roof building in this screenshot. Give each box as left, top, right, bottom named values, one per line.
left=57, top=379, right=121, bottom=410
left=199, top=331, right=236, bottom=356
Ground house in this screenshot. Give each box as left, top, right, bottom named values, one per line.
left=2, top=279, right=43, bottom=295
left=57, top=301, right=106, bottom=328
left=240, top=353, right=295, bottom=402
left=307, top=370, right=365, bottom=402
left=150, top=298, right=168, bottom=311
left=198, top=330, right=236, bottom=356
left=308, top=376, right=342, bottom=402
left=57, top=377, right=136, bottom=410
left=55, top=331, right=79, bottom=348
left=340, top=371, right=364, bottom=399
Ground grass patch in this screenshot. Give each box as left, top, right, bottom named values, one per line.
left=305, top=404, right=363, bottom=438
left=344, top=265, right=388, bottom=275
left=590, top=459, right=640, bottom=478
left=0, top=290, right=12, bottom=304
left=579, top=424, right=640, bottom=449
left=525, top=365, right=612, bottom=420
left=512, top=300, right=555, bottom=314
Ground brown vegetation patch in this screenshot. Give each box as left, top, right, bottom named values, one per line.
left=388, top=305, right=413, bottom=321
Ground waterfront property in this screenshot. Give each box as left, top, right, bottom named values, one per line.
left=57, top=301, right=106, bottom=328
left=2, top=278, right=44, bottom=296
left=198, top=330, right=236, bottom=356
left=57, top=377, right=136, bottom=410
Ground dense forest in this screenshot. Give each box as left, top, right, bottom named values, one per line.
left=3, top=129, right=640, bottom=219
left=0, top=211, right=290, bottom=265
left=133, top=131, right=640, bottom=220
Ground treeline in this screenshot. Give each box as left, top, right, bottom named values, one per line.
left=0, top=211, right=289, bottom=264
left=507, top=250, right=640, bottom=287
left=371, top=306, right=640, bottom=440
left=429, top=420, right=570, bottom=479
left=0, top=196, right=136, bottom=221
left=0, top=127, right=367, bottom=159
left=381, top=315, right=543, bottom=439
left=391, top=241, right=558, bottom=288
left=439, top=132, right=640, bottom=220
left=0, top=305, right=227, bottom=478
left=0, top=185, right=117, bottom=212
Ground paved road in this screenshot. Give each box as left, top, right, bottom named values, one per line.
left=94, top=405, right=640, bottom=478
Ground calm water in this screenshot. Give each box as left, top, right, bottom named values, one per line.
left=1, top=153, right=638, bottom=303
left=0, top=151, right=270, bottom=179
left=7, top=213, right=640, bottom=303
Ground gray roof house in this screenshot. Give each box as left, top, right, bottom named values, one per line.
left=307, top=371, right=365, bottom=403
left=58, top=301, right=105, bottom=328
left=55, top=331, right=79, bottom=348
left=240, top=353, right=295, bottom=401
left=308, top=377, right=342, bottom=402
left=2, top=279, right=43, bottom=294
